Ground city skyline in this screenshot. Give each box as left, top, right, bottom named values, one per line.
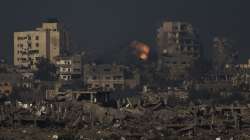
left=1, top=1, right=250, bottom=139
left=0, top=0, right=250, bottom=63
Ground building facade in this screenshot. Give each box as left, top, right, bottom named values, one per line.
left=55, top=55, right=82, bottom=81
left=157, top=21, right=201, bottom=80
left=83, top=64, right=140, bottom=91
left=14, top=19, right=70, bottom=69
left=239, top=59, right=250, bottom=69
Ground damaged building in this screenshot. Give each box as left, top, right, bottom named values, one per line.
left=157, top=21, right=202, bottom=80
left=83, top=64, right=140, bottom=91
left=55, top=54, right=82, bottom=81
left=212, top=37, right=238, bottom=71
left=14, top=18, right=70, bottom=70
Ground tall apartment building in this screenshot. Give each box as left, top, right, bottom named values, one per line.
left=157, top=21, right=201, bottom=80
left=14, top=19, right=70, bottom=69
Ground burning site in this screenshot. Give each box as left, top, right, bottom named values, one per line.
left=131, top=41, right=151, bottom=61
left=0, top=1, right=250, bottom=140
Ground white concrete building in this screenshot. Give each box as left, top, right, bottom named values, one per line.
left=14, top=19, right=70, bottom=69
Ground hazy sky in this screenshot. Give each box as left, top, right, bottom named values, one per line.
left=0, top=0, right=249, bottom=63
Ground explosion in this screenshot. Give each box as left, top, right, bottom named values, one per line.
left=131, top=41, right=150, bottom=61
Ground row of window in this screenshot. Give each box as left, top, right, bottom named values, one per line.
left=164, top=61, right=190, bottom=65
left=17, top=58, right=28, bottom=61
left=0, top=82, right=10, bottom=87
left=59, top=68, right=81, bottom=73
left=60, top=68, right=72, bottom=72
left=17, top=36, right=39, bottom=41
left=87, top=83, right=123, bottom=89
left=60, top=75, right=71, bottom=80
left=17, top=50, right=39, bottom=55
left=89, top=75, right=123, bottom=80
left=0, top=89, right=11, bottom=94
left=91, top=67, right=124, bottom=73
left=17, top=43, right=39, bottom=48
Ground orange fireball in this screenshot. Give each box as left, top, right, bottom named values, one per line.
left=131, top=41, right=150, bottom=61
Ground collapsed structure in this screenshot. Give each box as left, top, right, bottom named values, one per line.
left=157, top=21, right=202, bottom=80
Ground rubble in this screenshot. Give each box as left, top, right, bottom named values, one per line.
left=0, top=92, right=250, bottom=140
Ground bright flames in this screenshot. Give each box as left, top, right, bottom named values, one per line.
left=131, top=41, right=150, bottom=61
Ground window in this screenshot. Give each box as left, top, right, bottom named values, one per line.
left=104, top=68, right=111, bottom=72
left=114, top=84, right=123, bottom=90
left=73, top=68, right=81, bottom=72
left=4, top=90, right=10, bottom=94
left=28, top=43, right=32, bottom=47
left=73, top=61, right=80, bottom=64
left=114, top=76, right=122, bottom=80
left=36, top=43, right=39, bottom=47
left=35, top=36, right=39, bottom=40
left=29, top=50, right=39, bottom=54
left=106, top=76, right=111, bottom=80
left=4, top=82, right=8, bottom=86
left=64, top=61, right=71, bottom=65
left=105, top=84, right=110, bottom=88
left=87, top=84, right=92, bottom=88
left=36, top=57, right=40, bottom=61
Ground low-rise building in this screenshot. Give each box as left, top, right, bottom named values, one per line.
left=239, top=59, right=250, bottom=69
left=83, top=64, right=140, bottom=91
left=55, top=55, right=82, bottom=81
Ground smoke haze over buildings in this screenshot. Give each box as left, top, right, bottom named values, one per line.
left=0, top=0, right=249, bottom=63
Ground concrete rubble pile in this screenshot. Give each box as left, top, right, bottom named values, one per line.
left=0, top=92, right=250, bottom=140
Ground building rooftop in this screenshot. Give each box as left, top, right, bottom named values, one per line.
left=43, top=18, right=60, bottom=23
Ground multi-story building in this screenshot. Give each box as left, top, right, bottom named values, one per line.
left=157, top=21, right=201, bottom=80
left=212, top=37, right=238, bottom=71
left=83, top=64, right=140, bottom=91
left=14, top=19, right=70, bottom=69
left=55, top=55, right=82, bottom=81
left=239, top=59, right=250, bottom=69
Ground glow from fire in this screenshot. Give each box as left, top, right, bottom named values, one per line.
left=131, top=41, right=150, bottom=61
